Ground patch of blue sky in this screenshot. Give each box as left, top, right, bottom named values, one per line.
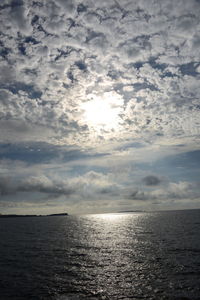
left=0, top=82, right=42, bottom=99
left=179, top=62, right=200, bottom=76
left=0, top=142, right=109, bottom=164
left=136, top=150, right=200, bottom=183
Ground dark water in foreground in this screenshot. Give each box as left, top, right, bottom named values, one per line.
left=0, top=210, right=200, bottom=300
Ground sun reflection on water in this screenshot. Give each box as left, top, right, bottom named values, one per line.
left=91, top=213, right=127, bottom=221
left=77, top=212, right=145, bottom=298
left=88, top=212, right=142, bottom=223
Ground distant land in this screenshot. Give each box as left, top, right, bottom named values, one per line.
left=48, top=213, right=68, bottom=216
left=0, top=213, right=68, bottom=218
left=117, top=210, right=144, bottom=213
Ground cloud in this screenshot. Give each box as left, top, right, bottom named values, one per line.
left=0, top=176, right=13, bottom=196
left=142, top=175, right=162, bottom=186
left=0, top=0, right=199, bottom=147
left=0, top=0, right=200, bottom=213
left=127, top=181, right=200, bottom=203
left=0, top=174, right=74, bottom=197
left=0, top=170, right=119, bottom=200
left=19, top=175, right=74, bottom=196
left=0, top=120, right=54, bottom=143
left=54, top=0, right=76, bottom=15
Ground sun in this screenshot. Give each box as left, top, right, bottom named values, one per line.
left=81, top=92, right=124, bottom=132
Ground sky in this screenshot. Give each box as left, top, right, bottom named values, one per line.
left=0, top=0, right=200, bottom=214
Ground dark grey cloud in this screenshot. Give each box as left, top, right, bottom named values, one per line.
left=128, top=190, right=139, bottom=199
left=19, top=177, right=74, bottom=196
left=142, top=175, right=162, bottom=186
left=0, top=174, right=74, bottom=197
left=0, top=176, right=14, bottom=196
left=0, top=169, right=120, bottom=206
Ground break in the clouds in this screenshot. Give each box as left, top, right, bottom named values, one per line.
left=0, top=0, right=200, bottom=213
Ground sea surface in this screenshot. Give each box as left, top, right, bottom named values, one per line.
left=0, top=210, right=200, bottom=300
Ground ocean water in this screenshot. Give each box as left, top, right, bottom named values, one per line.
left=0, top=210, right=200, bottom=300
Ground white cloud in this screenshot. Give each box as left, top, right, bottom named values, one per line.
left=0, top=0, right=199, bottom=147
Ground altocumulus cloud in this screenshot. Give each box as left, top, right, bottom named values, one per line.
left=0, top=0, right=200, bottom=146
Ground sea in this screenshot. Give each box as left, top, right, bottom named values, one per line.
left=0, top=210, right=200, bottom=300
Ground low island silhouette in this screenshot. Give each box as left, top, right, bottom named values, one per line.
left=0, top=213, right=68, bottom=218
left=117, top=210, right=144, bottom=213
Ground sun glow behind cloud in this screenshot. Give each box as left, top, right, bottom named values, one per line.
left=81, top=92, right=124, bottom=133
